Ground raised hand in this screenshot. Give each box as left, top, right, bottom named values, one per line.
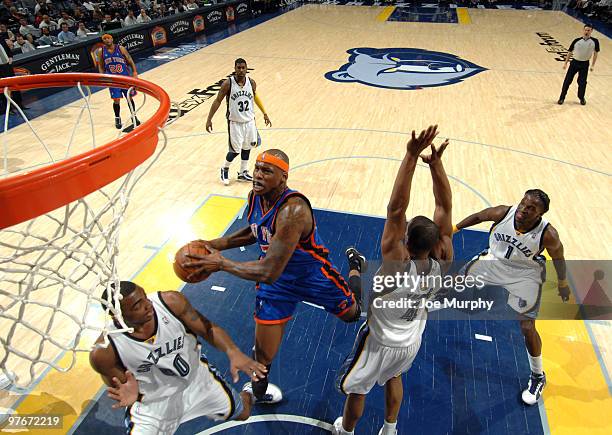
left=407, top=125, right=439, bottom=157
left=420, top=138, right=449, bottom=165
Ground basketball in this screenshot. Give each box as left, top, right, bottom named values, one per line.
left=173, top=241, right=211, bottom=283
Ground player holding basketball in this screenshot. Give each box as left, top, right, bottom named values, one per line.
left=455, top=189, right=569, bottom=405
left=97, top=33, right=140, bottom=131
left=333, top=125, right=454, bottom=435
left=184, top=149, right=362, bottom=403
left=206, top=58, right=271, bottom=186
left=89, top=281, right=275, bottom=434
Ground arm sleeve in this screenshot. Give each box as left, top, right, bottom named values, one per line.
left=568, top=38, right=580, bottom=52
left=593, top=38, right=600, bottom=52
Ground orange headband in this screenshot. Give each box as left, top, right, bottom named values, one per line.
left=257, top=152, right=289, bottom=173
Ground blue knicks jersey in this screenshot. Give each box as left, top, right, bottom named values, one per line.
left=102, top=45, right=130, bottom=76
left=247, top=188, right=335, bottom=275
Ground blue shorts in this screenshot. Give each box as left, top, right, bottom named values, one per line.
left=254, top=263, right=355, bottom=324
left=109, top=87, right=137, bottom=100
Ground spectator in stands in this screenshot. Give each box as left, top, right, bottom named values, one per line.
left=82, top=1, right=96, bottom=12
left=0, top=28, right=26, bottom=112
left=18, top=17, right=39, bottom=43
left=58, top=10, right=76, bottom=28
left=57, top=22, right=76, bottom=43
left=14, top=33, right=35, bottom=52
left=113, top=11, right=124, bottom=25
left=38, top=14, right=58, bottom=31
left=185, top=0, right=198, bottom=10
left=76, top=21, right=91, bottom=38
left=136, top=8, right=151, bottom=22
left=123, top=8, right=137, bottom=25
left=33, top=0, right=49, bottom=16
left=37, top=25, right=58, bottom=45
left=169, top=1, right=185, bottom=14
left=100, top=13, right=115, bottom=31
left=0, top=23, right=15, bottom=50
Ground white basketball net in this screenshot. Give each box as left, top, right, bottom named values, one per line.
left=0, top=81, right=174, bottom=388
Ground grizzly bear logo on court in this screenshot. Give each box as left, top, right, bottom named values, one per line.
left=326, top=47, right=486, bottom=90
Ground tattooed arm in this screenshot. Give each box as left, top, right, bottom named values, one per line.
left=159, top=291, right=266, bottom=382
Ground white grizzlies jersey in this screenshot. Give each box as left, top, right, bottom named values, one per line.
left=368, top=259, right=442, bottom=348
left=108, top=292, right=201, bottom=402
left=489, top=205, right=549, bottom=270
left=226, top=75, right=255, bottom=123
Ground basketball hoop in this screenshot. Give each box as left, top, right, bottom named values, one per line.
left=0, top=73, right=172, bottom=388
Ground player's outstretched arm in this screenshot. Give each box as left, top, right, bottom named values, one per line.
left=206, top=79, right=230, bottom=132
left=541, top=225, right=570, bottom=302
left=421, top=139, right=453, bottom=261
left=160, top=291, right=267, bottom=382
left=382, top=125, right=439, bottom=261
left=455, top=205, right=510, bottom=232
left=185, top=197, right=308, bottom=283
left=89, top=337, right=139, bottom=408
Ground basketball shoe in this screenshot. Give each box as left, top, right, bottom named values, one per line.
left=521, top=372, right=546, bottom=405
left=237, top=170, right=253, bottom=182
left=242, top=382, right=283, bottom=404
left=220, top=167, right=229, bottom=186
left=346, top=247, right=366, bottom=273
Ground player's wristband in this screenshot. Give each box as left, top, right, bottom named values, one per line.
left=452, top=225, right=459, bottom=234
left=558, top=279, right=569, bottom=287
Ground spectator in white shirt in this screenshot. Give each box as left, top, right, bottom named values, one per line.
left=185, top=0, right=198, bottom=10
left=57, top=22, right=76, bottom=44
left=137, top=8, right=151, bottom=23
left=18, top=18, right=39, bottom=43
left=58, top=11, right=76, bottom=28
left=123, top=9, right=137, bottom=26
left=82, top=1, right=96, bottom=11
left=15, top=34, right=35, bottom=53
left=76, top=21, right=91, bottom=38
left=38, top=15, right=58, bottom=31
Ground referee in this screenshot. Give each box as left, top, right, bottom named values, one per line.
left=558, top=24, right=600, bottom=105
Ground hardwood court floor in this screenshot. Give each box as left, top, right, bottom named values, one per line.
left=1, top=4, right=610, bottom=433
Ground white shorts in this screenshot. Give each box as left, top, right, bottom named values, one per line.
left=336, top=324, right=421, bottom=395
left=463, top=250, right=545, bottom=318
left=228, top=119, right=257, bottom=153
left=126, top=359, right=244, bottom=435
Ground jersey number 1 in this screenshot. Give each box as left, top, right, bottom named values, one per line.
left=504, top=246, right=513, bottom=259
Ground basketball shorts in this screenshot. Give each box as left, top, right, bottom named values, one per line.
left=254, top=263, right=355, bottom=324
left=109, top=87, right=137, bottom=100
left=461, top=250, right=546, bottom=318
left=228, top=119, right=257, bottom=153
left=336, top=323, right=421, bottom=395
left=125, top=358, right=244, bottom=435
